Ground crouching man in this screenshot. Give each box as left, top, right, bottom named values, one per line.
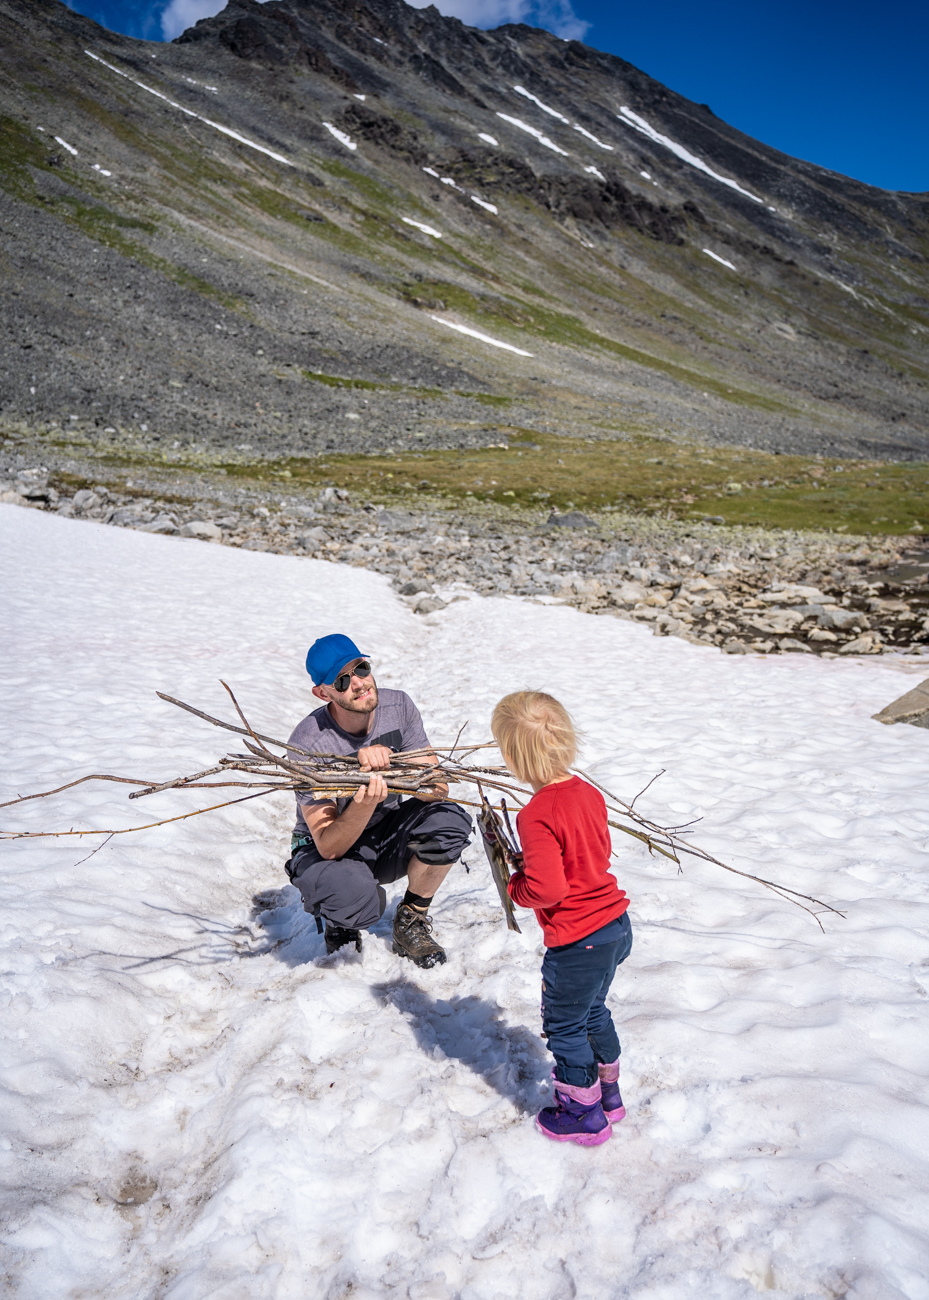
left=285, top=633, right=472, bottom=967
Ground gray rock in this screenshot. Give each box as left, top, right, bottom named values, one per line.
left=137, top=514, right=178, bottom=535
left=180, top=520, right=223, bottom=541
left=241, top=539, right=268, bottom=551
left=819, top=607, right=867, bottom=632
left=872, top=675, right=929, bottom=727
left=72, top=489, right=98, bottom=510
left=778, top=638, right=813, bottom=653
left=542, top=510, right=596, bottom=530
left=295, top=527, right=330, bottom=547
left=110, top=507, right=145, bottom=527
left=721, top=638, right=749, bottom=654
left=400, top=579, right=434, bottom=596
left=378, top=509, right=422, bottom=533
left=414, top=596, right=446, bottom=615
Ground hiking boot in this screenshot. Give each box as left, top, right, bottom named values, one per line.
left=536, top=1077, right=611, bottom=1147
left=392, top=903, right=447, bottom=969
left=325, top=921, right=362, bottom=955
left=599, top=1058, right=626, bottom=1123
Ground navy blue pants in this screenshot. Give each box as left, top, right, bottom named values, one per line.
left=541, top=911, right=633, bottom=1088
left=288, top=799, right=472, bottom=931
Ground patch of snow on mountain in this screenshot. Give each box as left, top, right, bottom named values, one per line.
left=430, top=318, right=532, bottom=355
left=471, top=195, right=498, bottom=214
left=54, top=136, right=78, bottom=155
left=584, top=165, right=606, bottom=181
left=477, top=133, right=498, bottom=146
left=84, top=50, right=292, bottom=167
left=402, top=217, right=442, bottom=238
left=619, top=107, right=762, bottom=203
left=323, top=122, right=357, bottom=152
left=440, top=176, right=464, bottom=191
left=422, top=166, right=440, bottom=178
left=496, top=113, right=569, bottom=156
left=703, top=248, right=737, bottom=270
left=4, top=505, right=929, bottom=1298
left=640, top=170, right=652, bottom=179
left=512, top=85, right=569, bottom=123
left=573, top=124, right=613, bottom=150
left=91, top=163, right=112, bottom=176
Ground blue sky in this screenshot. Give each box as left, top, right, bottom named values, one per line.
left=64, top=0, right=928, bottom=192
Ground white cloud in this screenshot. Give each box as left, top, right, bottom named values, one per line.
left=160, top=0, right=228, bottom=41
left=406, top=0, right=589, bottom=42
left=159, top=0, right=589, bottom=45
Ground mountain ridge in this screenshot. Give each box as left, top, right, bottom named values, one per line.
left=1, top=0, right=927, bottom=470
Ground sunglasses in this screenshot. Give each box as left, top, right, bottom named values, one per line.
left=332, top=661, right=373, bottom=693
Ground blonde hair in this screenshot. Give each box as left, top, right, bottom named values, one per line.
left=491, top=691, right=578, bottom=787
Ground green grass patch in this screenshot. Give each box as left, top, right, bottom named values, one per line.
left=208, top=434, right=928, bottom=534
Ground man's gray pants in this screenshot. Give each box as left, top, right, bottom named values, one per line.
left=288, top=800, right=473, bottom=931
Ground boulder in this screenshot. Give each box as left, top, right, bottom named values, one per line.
left=819, top=607, right=867, bottom=632
left=414, top=595, right=446, bottom=615
left=872, top=675, right=929, bottom=728
left=838, top=633, right=881, bottom=655
left=400, top=578, right=434, bottom=596
left=137, top=514, right=178, bottom=534
left=180, top=520, right=223, bottom=541
left=542, top=510, right=596, bottom=530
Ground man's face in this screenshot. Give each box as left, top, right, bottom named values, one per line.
left=321, top=659, right=378, bottom=715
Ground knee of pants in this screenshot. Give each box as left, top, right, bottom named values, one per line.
left=408, top=802, right=473, bottom=865
left=297, top=859, right=386, bottom=930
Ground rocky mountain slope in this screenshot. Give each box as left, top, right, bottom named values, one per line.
left=1, top=0, right=927, bottom=469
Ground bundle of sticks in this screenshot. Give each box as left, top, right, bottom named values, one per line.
left=0, top=683, right=845, bottom=929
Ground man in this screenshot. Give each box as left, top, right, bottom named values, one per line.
left=285, top=633, right=472, bottom=968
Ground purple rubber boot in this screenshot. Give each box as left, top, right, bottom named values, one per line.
left=536, top=1077, right=611, bottom=1147
left=599, top=1059, right=626, bottom=1124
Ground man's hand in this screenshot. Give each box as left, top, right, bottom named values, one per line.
left=353, top=771, right=389, bottom=808
left=357, top=745, right=393, bottom=771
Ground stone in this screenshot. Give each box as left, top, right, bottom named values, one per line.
left=872, top=675, right=929, bottom=728
left=400, top=578, right=434, bottom=596
left=72, top=489, right=98, bottom=510
left=542, top=510, right=596, bottom=530
left=414, top=595, right=446, bottom=614
left=241, top=539, right=268, bottom=551
left=808, top=628, right=838, bottom=642
left=838, top=633, right=881, bottom=655
left=610, top=581, right=648, bottom=607
left=778, top=638, right=813, bottom=653
left=296, top=527, right=330, bottom=547
left=180, top=520, right=223, bottom=541
left=110, top=507, right=144, bottom=527
left=819, top=607, right=867, bottom=632
left=137, top=514, right=178, bottom=534
left=721, top=638, right=749, bottom=654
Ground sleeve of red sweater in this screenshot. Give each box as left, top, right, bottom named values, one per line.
left=506, top=806, right=567, bottom=909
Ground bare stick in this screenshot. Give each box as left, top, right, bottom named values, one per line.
left=0, top=773, right=158, bottom=809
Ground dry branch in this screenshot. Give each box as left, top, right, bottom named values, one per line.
left=0, top=686, right=845, bottom=928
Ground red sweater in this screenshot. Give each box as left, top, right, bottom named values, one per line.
left=507, top=776, right=628, bottom=947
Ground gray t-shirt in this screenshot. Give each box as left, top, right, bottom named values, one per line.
left=287, top=688, right=431, bottom=836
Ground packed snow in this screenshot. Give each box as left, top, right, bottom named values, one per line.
left=470, top=195, right=498, bottom=214
left=618, top=107, right=762, bottom=204
left=477, top=132, right=498, bottom=146
left=496, top=112, right=570, bottom=156
left=640, top=170, right=652, bottom=179
left=512, top=85, right=570, bottom=123
left=84, top=51, right=293, bottom=167
left=584, top=165, right=606, bottom=182
left=4, top=504, right=929, bottom=1299
left=703, top=248, right=738, bottom=270
left=422, top=166, right=440, bottom=178
left=91, top=163, right=112, bottom=177
left=401, top=217, right=442, bottom=238
left=573, top=124, right=614, bottom=150
left=54, top=136, right=78, bottom=156
left=323, top=122, right=356, bottom=152
left=429, top=317, right=532, bottom=355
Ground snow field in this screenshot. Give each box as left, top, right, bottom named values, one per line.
left=2, top=505, right=929, bottom=1298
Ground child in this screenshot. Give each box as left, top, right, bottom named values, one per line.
left=491, top=691, right=632, bottom=1147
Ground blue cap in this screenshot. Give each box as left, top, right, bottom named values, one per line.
left=305, top=634, right=368, bottom=685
